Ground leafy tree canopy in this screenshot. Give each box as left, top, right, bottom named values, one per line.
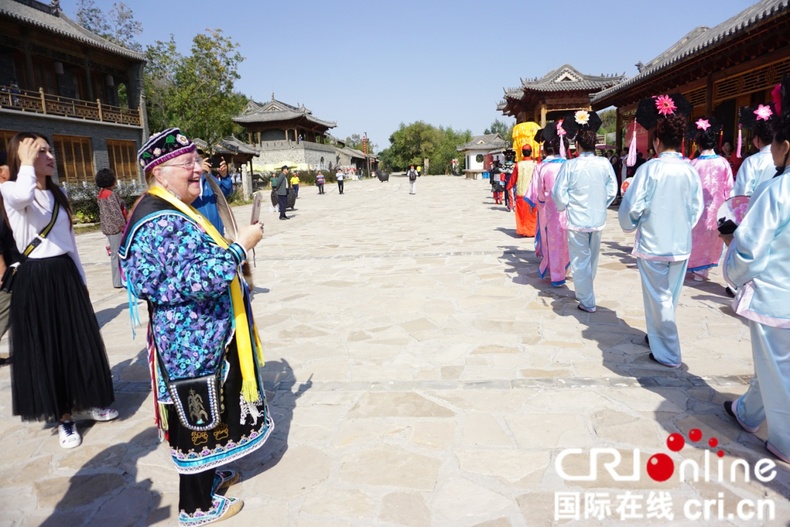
left=379, top=122, right=471, bottom=173
left=484, top=119, right=515, bottom=143
left=343, top=133, right=377, bottom=153
left=76, top=0, right=142, bottom=51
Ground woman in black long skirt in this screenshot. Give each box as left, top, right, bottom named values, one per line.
left=1, top=132, right=117, bottom=448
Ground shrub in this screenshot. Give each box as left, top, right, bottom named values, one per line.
left=64, top=180, right=145, bottom=224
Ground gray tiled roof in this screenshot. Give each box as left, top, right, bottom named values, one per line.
left=519, top=64, right=624, bottom=93
left=0, top=0, right=145, bottom=61
left=456, top=134, right=508, bottom=152
left=193, top=137, right=259, bottom=157
left=592, top=0, right=789, bottom=103
left=234, top=97, right=336, bottom=128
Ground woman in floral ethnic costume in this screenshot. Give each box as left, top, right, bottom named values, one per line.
left=120, top=128, right=273, bottom=526
left=687, top=117, right=733, bottom=281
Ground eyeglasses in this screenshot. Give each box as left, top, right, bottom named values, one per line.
left=163, top=157, right=201, bottom=170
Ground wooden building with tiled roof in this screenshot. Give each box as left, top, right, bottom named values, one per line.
left=234, top=95, right=336, bottom=145
left=591, top=0, right=790, bottom=153
left=0, top=0, right=147, bottom=184
left=498, top=65, right=624, bottom=127
left=234, top=94, right=376, bottom=173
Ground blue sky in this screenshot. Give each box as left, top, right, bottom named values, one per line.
left=65, top=0, right=756, bottom=152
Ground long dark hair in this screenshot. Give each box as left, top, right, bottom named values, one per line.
left=6, top=132, right=73, bottom=226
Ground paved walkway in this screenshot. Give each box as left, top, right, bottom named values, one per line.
left=0, top=175, right=788, bottom=527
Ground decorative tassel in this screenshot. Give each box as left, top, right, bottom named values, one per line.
left=682, top=138, right=686, bottom=158
left=718, top=129, right=723, bottom=152
left=559, top=137, right=566, bottom=158
left=626, top=122, right=637, bottom=166
left=736, top=124, right=743, bottom=158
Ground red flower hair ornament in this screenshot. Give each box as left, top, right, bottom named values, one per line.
left=655, top=95, right=678, bottom=116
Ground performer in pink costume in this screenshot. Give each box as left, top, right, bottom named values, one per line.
left=525, top=123, right=570, bottom=286
left=688, top=117, right=734, bottom=280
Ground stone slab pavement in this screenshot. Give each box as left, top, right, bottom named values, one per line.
left=0, top=174, right=788, bottom=527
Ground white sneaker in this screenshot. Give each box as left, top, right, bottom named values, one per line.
left=73, top=407, right=119, bottom=422
left=58, top=421, right=81, bottom=449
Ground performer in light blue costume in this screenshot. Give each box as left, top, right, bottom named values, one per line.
left=618, top=94, right=703, bottom=368
left=552, top=110, right=616, bottom=313
left=722, top=80, right=790, bottom=464
left=731, top=103, right=776, bottom=197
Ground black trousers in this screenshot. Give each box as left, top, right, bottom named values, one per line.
left=179, top=469, right=215, bottom=513
left=317, top=184, right=324, bottom=194
left=277, top=194, right=287, bottom=217
left=338, top=180, right=344, bottom=194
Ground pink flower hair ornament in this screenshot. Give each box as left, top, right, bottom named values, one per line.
left=655, top=95, right=677, bottom=116
left=754, top=104, right=773, bottom=121
left=695, top=118, right=711, bottom=131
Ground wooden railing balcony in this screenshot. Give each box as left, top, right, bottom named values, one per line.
left=0, top=84, right=142, bottom=127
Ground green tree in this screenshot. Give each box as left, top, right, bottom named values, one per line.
left=379, top=122, right=472, bottom=173
left=143, top=35, right=182, bottom=133
left=76, top=0, right=109, bottom=36
left=484, top=118, right=515, bottom=143
left=107, top=2, right=143, bottom=51
left=144, top=30, right=246, bottom=145
left=76, top=0, right=141, bottom=51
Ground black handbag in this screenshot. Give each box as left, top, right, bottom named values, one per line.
left=156, top=350, right=224, bottom=431
left=0, top=262, right=19, bottom=293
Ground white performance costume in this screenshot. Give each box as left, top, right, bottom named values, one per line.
left=724, top=167, right=790, bottom=460
left=618, top=152, right=703, bottom=366
left=552, top=152, right=617, bottom=311
left=731, top=145, right=775, bottom=197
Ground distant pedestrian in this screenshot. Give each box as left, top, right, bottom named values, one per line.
left=407, top=164, right=418, bottom=194
left=290, top=170, right=300, bottom=198
left=336, top=168, right=345, bottom=194
left=95, top=168, right=127, bottom=289
left=316, top=171, right=325, bottom=194
left=274, top=165, right=290, bottom=220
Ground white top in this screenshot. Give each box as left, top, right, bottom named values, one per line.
left=731, top=145, right=775, bottom=197
left=0, top=165, right=86, bottom=283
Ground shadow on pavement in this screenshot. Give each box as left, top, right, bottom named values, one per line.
left=40, top=427, right=167, bottom=527
left=233, top=358, right=312, bottom=480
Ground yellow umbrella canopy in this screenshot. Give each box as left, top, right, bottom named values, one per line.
left=512, top=122, right=541, bottom=161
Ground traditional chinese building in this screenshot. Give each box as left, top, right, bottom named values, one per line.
left=0, top=0, right=147, bottom=183
left=592, top=0, right=790, bottom=154
left=498, top=65, right=624, bottom=127
left=233, top=95, right=344, bottom=172
left=456, top=133, right=508, bottom=179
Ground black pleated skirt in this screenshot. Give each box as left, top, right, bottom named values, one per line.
left=10, top=254, right=115, bottom=421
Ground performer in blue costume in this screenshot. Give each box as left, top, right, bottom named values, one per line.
left=722, top=80, right=790, bottom=464
left=120, top=128, right=273, bottom=525
left=552, top=110, right=617, bottom=313
left=193, top=149, right=233, bottom=235
left=618, top=94, right=703, bottom=368
left=731, top=103, right=776, bottom=197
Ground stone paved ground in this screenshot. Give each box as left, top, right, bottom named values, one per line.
left=0, top=175, right=788, bottom=527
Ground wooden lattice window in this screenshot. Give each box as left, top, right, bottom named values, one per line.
left=106, top=139, right=138, bottom=182
left=53, top=135, right=94, bottom=184
left=684, top=87, right=707, bottom=109
left=714, top=59, right=790, bottom=103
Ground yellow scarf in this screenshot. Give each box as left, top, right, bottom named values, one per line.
left=148, top=185, right=264, bottom=403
